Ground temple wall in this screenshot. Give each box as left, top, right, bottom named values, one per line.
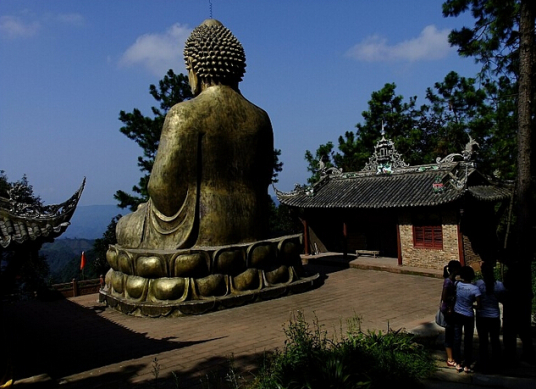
left=398, top=209, right=460, bottom=270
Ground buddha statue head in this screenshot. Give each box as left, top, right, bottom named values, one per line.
left=184, top=19, right=246, bottom=95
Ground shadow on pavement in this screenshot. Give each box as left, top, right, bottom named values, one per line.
left=1, top=297, right=221, bottom=385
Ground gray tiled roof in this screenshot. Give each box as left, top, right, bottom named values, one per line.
left=0, top=179, right=85, bottom=249
left=276, top=164, right=511, bottom=209
left=467, top=185, right=513, bottom=202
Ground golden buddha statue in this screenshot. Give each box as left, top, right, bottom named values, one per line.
left=117, top=19, right=272, bottom=250
left=102, top=20, right=318, bottom=317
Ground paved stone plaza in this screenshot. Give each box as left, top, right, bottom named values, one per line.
left=2, top=257, right=441, bottom=388
left=3, top=257, right=534, bottom=388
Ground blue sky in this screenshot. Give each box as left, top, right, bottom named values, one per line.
left=0, top=0, right=480, bottom=206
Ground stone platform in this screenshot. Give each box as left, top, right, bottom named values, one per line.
left=100, top=234, right=321, bottom=317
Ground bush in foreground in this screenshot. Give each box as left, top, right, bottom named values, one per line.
left=246, top=311, right=436, bottom=389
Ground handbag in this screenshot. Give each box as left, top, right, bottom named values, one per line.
left=435, top=308, right=447, bottom=327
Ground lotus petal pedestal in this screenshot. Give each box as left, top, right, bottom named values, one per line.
left=99, top=234, right=320, bottom=317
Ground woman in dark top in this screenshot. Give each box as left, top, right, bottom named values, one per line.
left=441, top=260, right=461, bottom=367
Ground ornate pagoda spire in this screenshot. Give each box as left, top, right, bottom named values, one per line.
left=361, top=123, right=409, bottom=174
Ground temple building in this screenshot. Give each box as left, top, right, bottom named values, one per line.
left=0, top=179, right=84, bottom=388
left=276, top=132, right=512, bottom=270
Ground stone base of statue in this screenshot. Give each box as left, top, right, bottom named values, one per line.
left=99, top=234, right=320, bottom=317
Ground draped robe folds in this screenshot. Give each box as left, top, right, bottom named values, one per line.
left=116, top=85, right=274, bottom=250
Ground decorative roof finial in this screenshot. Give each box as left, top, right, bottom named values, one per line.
left=361, top=126, right=409, bottom=174
left=436, top=134, right=479, bottom=165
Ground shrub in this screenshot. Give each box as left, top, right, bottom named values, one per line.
left=249, top=311, right=436, bottom=389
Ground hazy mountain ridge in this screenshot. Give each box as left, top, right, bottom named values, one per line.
left=62, top=204, right=125, bottom=240
left=41, top=238, right=95, bottom=275
left=37, top=205, right=122, bottom=281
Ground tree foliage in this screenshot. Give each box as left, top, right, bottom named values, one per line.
left=443, top=0, right=521, bottom=78
left=443, top=0, right=535, bottom=355
left=305, top=74, right=517, bottom=183
left=305, top=84, right=422, bottom=183
left=0, top=170, right=9, bottom=198
left=425, top=71, right=518, bottom=178
left=443, top=0, right=535, bottom=246
left=0, top=171, right=42, bottom=205
left=304, top=1, right=533, bottom=187
left=268, top=201, right=303, bottom=237
left=347, top=83, right=422, bottom=168
left=304, top=142, right=335, bottom=185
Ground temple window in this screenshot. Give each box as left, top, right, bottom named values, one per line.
left=412, top=213, right=443, bottom=249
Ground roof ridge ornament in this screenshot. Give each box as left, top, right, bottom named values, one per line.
left=434, top=135, right=479, bottom=191
left=361, top=123, right=409, bottom=174
left=318, top=156, right=342, bottom=177
left=436, top=134, right=479, bottom=165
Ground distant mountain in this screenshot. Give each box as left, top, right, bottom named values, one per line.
left=41, top=238, right=95, bottom=275
left=61, top=204, right=125, bottom=240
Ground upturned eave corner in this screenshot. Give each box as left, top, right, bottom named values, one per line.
left=0, top=177, right=86, bottom=249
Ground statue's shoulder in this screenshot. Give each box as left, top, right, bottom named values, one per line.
left=164, top=96, right=203, bottom=122
left=169, top=96, right=198, bottom=111
left=225, top=88, right=271, bottom=121
left=166, top=86, right=270, bottom=125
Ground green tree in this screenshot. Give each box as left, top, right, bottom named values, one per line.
left=304, top=141, right=335, bottom=184
left=0, top=172, right=42, bottom=206
left=424, top=71, right=517, bottom=177
left=346, top=83, right=422, bottom=168
left=443, top=0, right=535, bottom=360
left=305, top=83, right=423, bottom=183
left=443, top=0, right=535, bottom=240
left=485, top=76, right=518, bottom=179
left=272, top=148, right=284, bottom=184
left=55, top=249, right=102, bottom=283
left=268, top=202, right=303, bottom=237
left=0, top=170, right=10, bottom=197
left=305, top=72, right=519, bottom=184
left=305, top=82, right=466, bottom=183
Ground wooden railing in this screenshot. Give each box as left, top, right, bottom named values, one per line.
left=52, top=276, right=104, bottom=298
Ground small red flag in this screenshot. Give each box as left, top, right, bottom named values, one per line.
left=80, top=251, right=86, bottom=270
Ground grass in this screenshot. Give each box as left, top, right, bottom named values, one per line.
left=184, top=311, right=437, bottom=389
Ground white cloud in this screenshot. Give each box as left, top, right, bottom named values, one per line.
left=119, top=23, right=192, bottom=76
left=346, top=25, right=453, bottom=62
left=0, top=15, right=39, bottom=38
left=0, top=12, right=84, bottom=39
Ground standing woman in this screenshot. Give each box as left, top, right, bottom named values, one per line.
left=475, top=262, right=505, bottom=370
left=441, top=260, right=462, bottom=367
left=453, top=266, right=482, bottom=373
